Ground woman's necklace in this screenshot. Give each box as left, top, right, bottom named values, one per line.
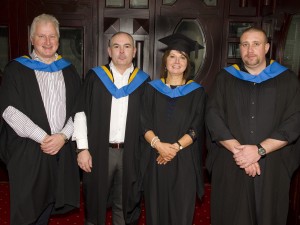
left=165, top=77, right=185, bottom=87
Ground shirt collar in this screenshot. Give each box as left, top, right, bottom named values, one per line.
left=30, top=50, right=58, bottom=63
left=109, top=61, right=134, bottom=79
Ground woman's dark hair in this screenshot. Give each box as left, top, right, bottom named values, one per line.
left=159, top=50, right=191, bottom=80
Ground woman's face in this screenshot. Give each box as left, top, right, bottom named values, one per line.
left=166, top=50, right=188, bottom=77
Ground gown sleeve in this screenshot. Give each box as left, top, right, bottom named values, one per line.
left=0, top=62, right=32, bottom=162
left=206, top=71, right=235, bottom=142
left=189, top=88, right=206, bottom=141
left=2, top=106, right=47, bottom=143
left=140, top=84, right=155, bottom=136
left=269, top=72, right=300, bottom=143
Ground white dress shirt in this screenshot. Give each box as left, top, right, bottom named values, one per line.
left=73, top=62, right=133, bottom=149
left=108, top=61, right=132, bottom=143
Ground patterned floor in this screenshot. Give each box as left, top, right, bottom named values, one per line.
left=0, top=182, right=211, bottom=225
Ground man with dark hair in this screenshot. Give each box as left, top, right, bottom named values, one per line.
left=0, top=14, right=81, bottom=225
left=206, top=27, right=300, bottom=225
left=73, top=31, right=150, bottom=225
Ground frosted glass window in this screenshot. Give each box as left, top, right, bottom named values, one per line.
left=283, top=15, right=300, bottom=75
left=106, top=0, right=124, bottom=8
left=203, top=0, right=217, bottom=6
left=229, top=22, right=253, bottom=37
left=228, top=43, right=240, bottom=58
left=58, top=27, right=84, bottom=77
left=130, top=0, right=148, bottom=8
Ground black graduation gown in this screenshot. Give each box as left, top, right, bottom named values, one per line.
left=78, top=69, right=149, bottom=224
left=140, top=83, right=205, bottom=225
left=206, top=68, right=300, bottom=225
left=0, top=60, right=81, bottom=225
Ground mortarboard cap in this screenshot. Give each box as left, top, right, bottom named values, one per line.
left=159, top=33, right=204, bottom=58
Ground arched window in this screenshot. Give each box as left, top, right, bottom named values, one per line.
left=174, top=19, right=206, bottom=79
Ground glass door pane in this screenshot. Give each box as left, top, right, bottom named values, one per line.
left=130, top=0, right=148, bottom=8
left=203, top=0, right=217, bottom=6
left=163, top=0, right=176, bottom=5
left=283, top=15, right=300, bottom=75
left=229, top=22, right=253, bottom=38
left=106, top=0, right=124, bottom=8
left=59, top=27, right=84, bottom=77
left=227, top=42, right=240, bottom=58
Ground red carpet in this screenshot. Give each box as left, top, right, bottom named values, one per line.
left=0, top=182, right=211, bottom=225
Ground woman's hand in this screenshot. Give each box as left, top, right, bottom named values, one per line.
left=155, top=141, right=178, bottom=163
left=156, top=155, right=169, bottom=165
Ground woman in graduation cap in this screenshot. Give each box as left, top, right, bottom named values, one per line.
left=139, top=33, right=206, bottom=225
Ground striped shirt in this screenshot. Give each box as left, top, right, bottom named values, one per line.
left=2, top=51, right=73, bottom=143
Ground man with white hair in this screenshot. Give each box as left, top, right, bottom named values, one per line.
left=0, top=14, right=81, bottom=225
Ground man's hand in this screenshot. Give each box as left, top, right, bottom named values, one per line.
left=233, top=145, right=261, bottom=168
left=77, top=150, right=92, bottom=172
left=244, top=162, right=261, bottom=177
left=41, top=134, right=65, bottom=155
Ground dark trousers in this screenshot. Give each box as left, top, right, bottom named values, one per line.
left=108, top=147, right=125, bottom=225
left=85, top=147, right=125, bottom=225
left=29, top=203, right=54, bottom=225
